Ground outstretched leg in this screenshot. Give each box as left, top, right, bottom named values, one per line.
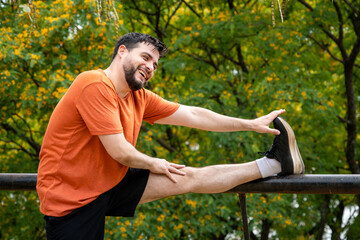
left=140, top=116, right=305, bottom=204
left=139, top=161, right=262, bottom=204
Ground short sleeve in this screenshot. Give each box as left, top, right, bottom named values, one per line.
left=143, top=90, right=180, bottom=124
left=76, top=82, right=123, bottom=135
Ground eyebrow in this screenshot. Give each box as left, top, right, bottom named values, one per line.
left=141, top=52, right=158, bottom=69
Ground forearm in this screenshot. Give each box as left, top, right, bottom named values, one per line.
left=185, top=106, right=253, bottom=132
left=155, top=105, right=285, bottom=135
left=157, top=105, right=253, bottom=132
left=98, top=133, right=186, bottom=182
left=115, top=143, right=155, bottom=169
left=98, top=133, right=155, bottom=170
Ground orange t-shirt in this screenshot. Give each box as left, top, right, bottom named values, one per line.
left=36, top=69, right=180, bottom=217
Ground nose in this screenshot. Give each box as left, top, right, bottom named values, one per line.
left=145, top=62, right=154, bottom=72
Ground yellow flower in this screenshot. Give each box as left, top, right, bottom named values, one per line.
left=185, top=199, right=197, bottom=208
left=41, top=28, right=49, bottom=35
left=30, top=54, right=41, bottom=60
left=59, top=55, right=67, bottom=60
left=3, top=70, right=10, bottom=77
left=327, top=101, right=335, bottom=107
left=33, top=31, right=40, bottom=38
left=301, top=91, right=307, bottom=99
left=174, top=223, right=183, bottom=230
left=95, top=17, right=101, bottom=25
left=14, top=49, right=21, bottom=56
left=156, top=214, right=165, bottom=222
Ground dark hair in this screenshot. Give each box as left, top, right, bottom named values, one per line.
left=111, top=32, right=168, bottom=61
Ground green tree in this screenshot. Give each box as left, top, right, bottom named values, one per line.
left=0, top=0, right=359, bottom=239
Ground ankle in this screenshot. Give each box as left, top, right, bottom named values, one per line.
left=256, top=157, right=281, bottom=178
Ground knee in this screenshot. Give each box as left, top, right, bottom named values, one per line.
left=183, top=166, right=198, bottom=178
left=181, top=167, right=201, bottom=192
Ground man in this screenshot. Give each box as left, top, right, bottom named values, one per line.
left=37, top=32, right=304, bottom=239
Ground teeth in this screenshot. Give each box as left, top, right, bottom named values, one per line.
left=139, top=70, right=146, bottom=79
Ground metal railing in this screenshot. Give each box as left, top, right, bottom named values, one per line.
left=1, top=173, right=360, bottom=240
left=228, top=174, right=360, bottom=194
left=2, top=173, right=360, bottom=194
left=0, top=173, right=37, bottom=190
left=228, top=174, right=360, bottom=240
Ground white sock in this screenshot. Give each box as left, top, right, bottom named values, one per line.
left=256, top=157, right=281, bottom=178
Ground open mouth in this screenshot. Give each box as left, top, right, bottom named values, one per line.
left=138, top=68, right=149, bottom=81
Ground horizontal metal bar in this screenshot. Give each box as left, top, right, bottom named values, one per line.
left=0, top=173, right=37, bottom=191
left=228, top=174, right=360, bottom=194
left=1, top=174, right=360, bottom=194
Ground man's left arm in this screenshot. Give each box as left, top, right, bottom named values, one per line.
left=154, top=105, right=285, bottom=135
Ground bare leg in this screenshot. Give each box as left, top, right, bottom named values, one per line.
left=139, top=161, right=262, bottom=204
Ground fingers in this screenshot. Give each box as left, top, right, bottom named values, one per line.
left=170, top=163, right=186, bottom=170
left=261, top=126, right=280, bottom=135
left=270, top=109, right=286, bottom=118
left=265, top=109, right=285, bottom=135
left=166, top=163, right=186, bottom=183
left=165, top=169, right=178, bottom=183
left=269, top=127, right=281, bottom=135
left=254, top=109, right=285, bottom=135
left=169, top=164, right=186, bottom=175
left=151, top=159, right=186, bottom=183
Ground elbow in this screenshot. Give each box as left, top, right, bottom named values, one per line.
left=188, top=106, right=202, bottom=127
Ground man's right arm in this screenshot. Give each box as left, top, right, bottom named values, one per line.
left=98, top=133, right=186, bottom=183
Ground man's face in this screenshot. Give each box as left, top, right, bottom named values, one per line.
left=122, top=43, right=160, bottom=91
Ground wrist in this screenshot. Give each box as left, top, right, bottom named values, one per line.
left=241, top=119, right=254, bottom=132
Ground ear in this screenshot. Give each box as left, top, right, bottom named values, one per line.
left=117, top=45, right=128, bottom=58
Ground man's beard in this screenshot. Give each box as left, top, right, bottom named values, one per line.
left=123, top=62, right=147, bottom=91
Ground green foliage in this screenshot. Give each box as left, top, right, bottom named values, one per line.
left=0, top=0, right=359, bottom=239
left=347, top=213, right=360, bottom=240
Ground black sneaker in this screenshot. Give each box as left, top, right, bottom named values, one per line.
left=264, top=117, right=305, bottom=175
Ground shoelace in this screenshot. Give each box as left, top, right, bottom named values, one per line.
left=258, top=150, right=277, bottom=159
left=258, top=140, right=280, bottom=159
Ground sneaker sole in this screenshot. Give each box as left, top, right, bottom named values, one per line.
left=278, top=117, right=305, bottom=174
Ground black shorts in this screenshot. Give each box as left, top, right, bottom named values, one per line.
left=44, top=168, right=150, bottom=240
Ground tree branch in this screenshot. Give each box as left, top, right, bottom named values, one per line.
left=343, top=0, right=360, bottom=17
left=297, top=0, right=313, bottom=11
left=182, top=51, right=219, bottom=71
left=1, top=123, right=41, bottom=157
left=0, top=139, right=38, bottom=158
left=332, top=0, right=349, bottom=60
left=163, top=0, right=183, bottom=33
left=140, top=126, right=177, bottom=153
left=129, top=0, right=156, bottom=16
left=297, top=0, right=348, bottom=59
left=333, top=0, right=344, bottom=45
left=236, top=44, right=249, bottom=74
left=306, top=34, right=344, bottom=64
left=181, top=0, right=202, bottom=19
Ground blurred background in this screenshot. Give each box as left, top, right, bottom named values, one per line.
left=0, top=0, right=359, bottom=239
